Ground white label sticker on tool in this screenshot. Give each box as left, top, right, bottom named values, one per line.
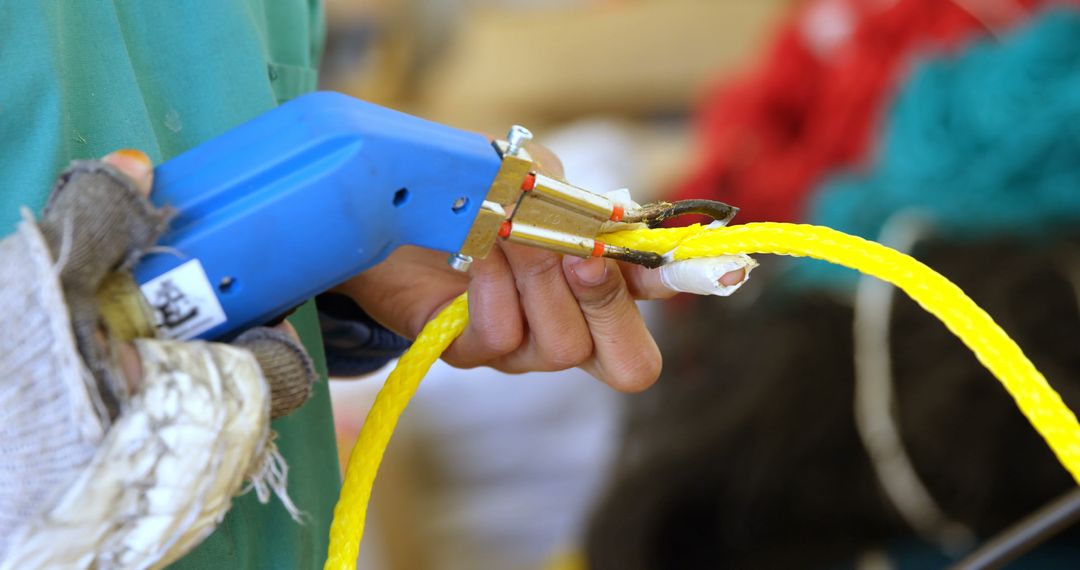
left=139, top=259, right=228, bottom=340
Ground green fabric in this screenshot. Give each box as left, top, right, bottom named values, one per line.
left=0, top=1, right=340, bottom=568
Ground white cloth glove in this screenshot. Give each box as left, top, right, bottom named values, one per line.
left=0, top=160, right=314, bottom=568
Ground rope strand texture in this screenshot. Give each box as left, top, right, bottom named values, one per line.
left=325, top=294, right=468, bottom=570
left=604, top=223, right=1080, bottom=484
left=325, top=222, right=1080, bottom=567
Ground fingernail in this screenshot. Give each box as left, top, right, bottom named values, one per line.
left=719, top=268, right=746, bottom=287
left=569, top=256, right=607, bottom=286
left=105, top=148, right=152, bottom=177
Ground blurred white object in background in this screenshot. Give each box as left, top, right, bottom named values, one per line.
left=331, top=362, right=621, bottom=570
left=404, top=364, right=619, bottom=570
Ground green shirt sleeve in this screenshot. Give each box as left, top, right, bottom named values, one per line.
left=0, top=2, right=341, bottom=568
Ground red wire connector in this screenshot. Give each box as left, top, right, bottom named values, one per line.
left=521, top=172, right=537, bottom=191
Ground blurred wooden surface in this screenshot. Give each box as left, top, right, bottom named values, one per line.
left=415, top=0, right=787, bottom=133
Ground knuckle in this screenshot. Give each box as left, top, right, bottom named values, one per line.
left=542, top=335, right=592, bottom=370
left=514, top=253, right=564, bottom=285
left=581, top=279, right=628, bottom=315
left=476, top=319, right=522, bottom=356
left=441, top=352, right=483, bottom=370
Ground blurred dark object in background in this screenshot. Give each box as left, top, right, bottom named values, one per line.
left=586, top=238, right=1080, bottom=569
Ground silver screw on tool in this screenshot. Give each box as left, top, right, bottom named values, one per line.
left=505, top=125, right=533, bottom=157
left=448, top=252, right=473, bottom=272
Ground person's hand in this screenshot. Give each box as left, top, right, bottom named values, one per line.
left=337, top=148, right=745, bottom=392
left=98, top=151, right=309, bottom=414
left=0, top=150, right=315, bottom=568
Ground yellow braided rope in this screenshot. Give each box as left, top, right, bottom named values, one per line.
left=325, top=222, right=1080, bottom=568
left=324, top=294, right=469, bottom=570
left=604, top=223, right=1080, bottom=482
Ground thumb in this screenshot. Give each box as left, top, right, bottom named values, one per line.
left=102, top=149, right=154, bottom=197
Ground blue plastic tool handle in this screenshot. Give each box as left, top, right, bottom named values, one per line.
left=134, top=92, right=502, bottom=340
